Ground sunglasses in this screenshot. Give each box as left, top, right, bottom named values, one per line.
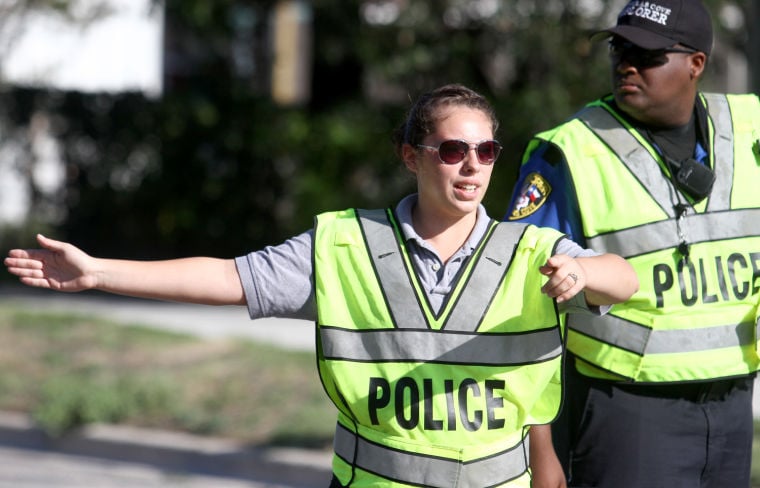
left=416, top=139, right=502, bottom=165
left=608, top=39, right=697, bottom=68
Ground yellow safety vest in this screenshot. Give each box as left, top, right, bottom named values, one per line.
left=313, top=208, right=564, bottom=487
left=531, top=93, right=760, bottom=382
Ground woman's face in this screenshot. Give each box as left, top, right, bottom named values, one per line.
left=403, top=106, right=496, bottom=221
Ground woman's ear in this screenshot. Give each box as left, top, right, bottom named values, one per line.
left=401, top=143, right=419, bottom=173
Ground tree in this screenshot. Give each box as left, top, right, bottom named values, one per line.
left=0, top=0, right=753, bottom=261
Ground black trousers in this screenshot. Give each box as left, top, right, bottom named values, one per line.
left=554, top=357, right=754, bottom=488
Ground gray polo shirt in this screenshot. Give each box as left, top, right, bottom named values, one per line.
left=235, top=194, right=601, bottom=321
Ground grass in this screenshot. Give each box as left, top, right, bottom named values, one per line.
left=0, top=304, right=336, bottom=448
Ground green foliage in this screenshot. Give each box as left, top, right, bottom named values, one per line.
left=0, top=306, right=335, bottom=445
left=0, top=0, right=752, bottom=256
left=33, top=374, right=175, bottom=436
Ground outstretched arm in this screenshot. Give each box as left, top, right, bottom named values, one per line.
left=540, top=253, right=638, bottom=306
left=4, top=234, right=246, bottom=306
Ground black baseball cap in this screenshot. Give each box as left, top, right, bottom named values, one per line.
left=591, top=0, right=713, bottom=55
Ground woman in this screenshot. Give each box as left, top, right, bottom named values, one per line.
left=5, top=84, right=637, bottom=487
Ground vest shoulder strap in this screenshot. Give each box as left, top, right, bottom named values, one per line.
left=356, top=209, right=529, bottom=332
left=577, top=106, right=676, bottom=217
left=444, top=222, right=528, bottom=331
left=356, top=208, right=428, bottom=329
left=701, top=93, right=733, bottom=211
left=578, top=99, right=735, bottom=215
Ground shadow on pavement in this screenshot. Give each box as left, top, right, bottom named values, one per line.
left=0, top=411, right=332, bottom=488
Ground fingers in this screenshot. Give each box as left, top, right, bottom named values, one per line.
left=18, top=276, right=53, bottom=289
left=4, top=257, right=54, bottom=289
left=567, top=272, right=578, bottom=285
left=6, top=248, right=47, bottom=264
left=5, top=248, right=49, bottom=271
left=541, top=272, right=582, bottom=302
left=37, top=233, right=64, bottom=252
left=6, top=234, right=68, bottom=268
left=540, top=255, right=585, bottom=303
left=4, top=256, right=45, bottom=280
left=6, top=261, right=43, bottom=276
left=6, top=236, right=94, bottom=293
left=5, top=242, right=51, bottom=282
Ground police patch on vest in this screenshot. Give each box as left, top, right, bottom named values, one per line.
left=508, top=172, right=551, bottom=220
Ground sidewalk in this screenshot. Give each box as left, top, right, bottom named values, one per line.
left=0, top=410, right=332, bottom=488
left=0, top=284, right=315, bottom=351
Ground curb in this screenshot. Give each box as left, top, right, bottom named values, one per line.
left=0, top=411, right=332, bottom=487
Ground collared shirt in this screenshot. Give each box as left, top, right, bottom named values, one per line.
left=236, top=194, right=598, bottom=320
left=394, top=194, right=492, bottom=312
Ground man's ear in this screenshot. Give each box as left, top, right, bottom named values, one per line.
left=401, top=143, right=418, bottom=173
left=690, top=51, right=707, bottom=79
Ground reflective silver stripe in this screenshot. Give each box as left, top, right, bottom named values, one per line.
left=333, top=423, right=528, bottom=487
left=358, top=210, right=529, bottom=333
left=578, top=95, right=736, bottom=218
left=703, top=93, right=733, bottom=211
left=569, top=313, right=756, bottom=355
left=585, top=208, right=760, bottom=257
left=578, top=106, right=677, bottom=217
left=358, top=208, right=428, bottom=329
left=320, top=326, right=562, bottom=364
left=445, top=223, right=526, bottom=331
left=580, top=95, right=743, bottom=257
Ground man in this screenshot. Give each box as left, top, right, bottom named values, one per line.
left=505, top=1, right=760, bottom=487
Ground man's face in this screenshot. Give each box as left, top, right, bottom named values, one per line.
left=608, top=36, right=703, bottom=127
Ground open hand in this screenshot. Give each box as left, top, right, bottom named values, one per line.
left=4, top=234, right=97, bottom=292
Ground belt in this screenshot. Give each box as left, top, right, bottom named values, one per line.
left=614, top=375, right=755, bottom=403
